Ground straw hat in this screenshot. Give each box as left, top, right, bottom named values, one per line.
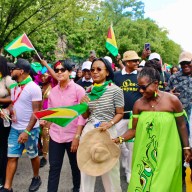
left=122, top=50, right=140, bottom=61
left=77, top=129, right=120, bottom=176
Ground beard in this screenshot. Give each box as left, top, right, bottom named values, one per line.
left=11, top=74, right=19, bottom=81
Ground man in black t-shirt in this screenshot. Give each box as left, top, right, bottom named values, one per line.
left=76, top=61, right=93, bottom=90
left=114, top=50, right=142, bottom=183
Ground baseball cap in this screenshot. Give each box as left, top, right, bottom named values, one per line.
left=178, top=51, right=192, bottom=64
left=82, top=61, right=92, bottom=71
left=15, top=58, right=31, bottom=72
left=148, top=53, right=161, bottom=61
left=104, top=56, right=112, bottom=64
left=122, top=51, right=140, bottom=61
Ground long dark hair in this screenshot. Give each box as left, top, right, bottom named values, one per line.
left=0, top=56, right=10, bottom=77
left=92, top=57, right=114, bottom=81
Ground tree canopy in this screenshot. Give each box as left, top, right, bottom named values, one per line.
left=0, top=0, right=182, bottom=65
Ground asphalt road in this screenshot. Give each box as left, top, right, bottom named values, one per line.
left=12, top=154, right=128, bottom=192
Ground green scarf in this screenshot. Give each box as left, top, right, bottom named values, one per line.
left=9, top=76, right=33, bottom=89
left=88, top=80, right=112, bottom=101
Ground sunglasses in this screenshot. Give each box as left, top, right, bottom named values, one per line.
left=90, top=67, right=107, bottom=72
left=127, top=59, right=140, bottom=63
left=54, top=68, right=66, bottom=73
left=180, top=61, right=191, bottom=65
left=10, top=67, right=21, bottom=71
left=137, top=81, right=155, bottom=91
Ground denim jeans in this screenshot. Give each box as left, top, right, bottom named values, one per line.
left=47, top=138, right=80, bottom=192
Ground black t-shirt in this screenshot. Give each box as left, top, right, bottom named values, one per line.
left=114, top=71, right=142, bottom=119
left=159, top=71, right=171, bottom=91
left=76, top=79, right=92, bottom=90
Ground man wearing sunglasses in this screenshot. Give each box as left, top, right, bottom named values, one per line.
left=168, top=51, right=192, bottom=182
left=114, top=50, right=142, bottom=183
left=76, top=61, right=93, bottom=90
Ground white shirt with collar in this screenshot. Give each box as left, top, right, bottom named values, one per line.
left=82, top=77, right=93, bottom=83
left=121, top=67, right=137, bottom=75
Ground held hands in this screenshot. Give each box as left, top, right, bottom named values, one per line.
left=40, top=59, right=48, bottom=66
left=18, top=132, right=28, bottom=144
left=80, top=95, right=90, bottom=103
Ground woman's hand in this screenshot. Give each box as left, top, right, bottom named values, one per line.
left=70, top=138, right=80, bottom=152
left=80, top=95, right=90, bottom=103
left=112, top=137, right=120, bottom=144
left=98, top=122, right=112, bottom=131
left=40, top=59, right=48, bottom=66
left=184, top=149, right=192, bottom=163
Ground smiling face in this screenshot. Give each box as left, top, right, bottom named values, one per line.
left=125, top=60, right=139, bottom=72
left=180, top=61, right=192, bottom=75
left=90, top=60, right=109, bottom=84
left=54, top=64, right=70, bottom=82
left=137, top=76, right=158, bottom=99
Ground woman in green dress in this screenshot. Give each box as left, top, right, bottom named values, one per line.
left=114, top=67, right=192, bottom=192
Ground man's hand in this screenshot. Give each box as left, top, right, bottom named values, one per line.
left=18, top=132, right=29, bottom=144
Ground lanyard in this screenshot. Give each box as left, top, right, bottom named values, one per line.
left=12, top=85, right=26, bottom=105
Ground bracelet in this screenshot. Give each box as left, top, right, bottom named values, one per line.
left=118, top=136, right=125, bottom=144
left=110, top=120, right=115, bottom=125
left=75, top=134, right=80, bottom=140
left=183, top=147, right=191, bottom=150
left=24, top=129, right=31, bottom=136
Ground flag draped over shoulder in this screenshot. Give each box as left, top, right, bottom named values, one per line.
left=105, top=25, right=118, bottom=56
left=5, top=33, right=35, bottom=57
left=34, top=103, right=88, bottom=127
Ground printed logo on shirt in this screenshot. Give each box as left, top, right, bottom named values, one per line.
left=120, top=79, right=138, bottom=92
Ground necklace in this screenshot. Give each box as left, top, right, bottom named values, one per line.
left=148, top=92, right=164, bottom=109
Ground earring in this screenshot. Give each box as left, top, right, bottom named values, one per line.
left=154, top=91, right=158, bottom=97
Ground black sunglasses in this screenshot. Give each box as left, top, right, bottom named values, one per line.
left=54, top=68, right=66, bottom=73
left=180, top=61, right=191, bottom=65
left=127, top=59, right=140, bottom=63
left=10, top=67, right=21, bottom=71
left=90, top=67, right=107, bottom=73
left=137, top=81, right=155, bottom=91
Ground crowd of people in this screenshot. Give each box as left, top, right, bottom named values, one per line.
left=0, top=48, right=191, bottom=192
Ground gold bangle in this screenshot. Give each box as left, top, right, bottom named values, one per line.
left=183, top=147, right=190, bottom=150
left=118, top=136, right=125, bottom=144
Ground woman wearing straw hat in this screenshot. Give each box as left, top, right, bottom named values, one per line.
left=78, top=58, right=124, bottom=192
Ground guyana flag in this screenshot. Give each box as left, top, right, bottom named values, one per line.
left=34, top=103, right=88, bottom=127
left=5, top=33, right=35, bottom=57
left=105, top=25, right=118, bottom=56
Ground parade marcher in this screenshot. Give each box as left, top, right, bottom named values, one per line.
left=88, top=50, right=96, bottom=62
left=114, top=50, right=142, bottom=183
left=114, top=66, right=192, bottom=192
left=168, top=51, right=192, bottom=182
left=34, top=68, right=53, bottom=168
left=76, top=61, right=93, bottom=90
left=74, top=69, right=83, bottom=82
left=1, top=59, right=42, bottom=192
left=79, top=57, right=124, bottom=192
left=170, top=66, right=179, bottom=75
left=148, top=52, right=170, bottom=91
left=47, top=60, right=86, bottom=192
left=0, top=56, right=15, bottom=189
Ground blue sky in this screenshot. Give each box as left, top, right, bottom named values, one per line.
left=142, top=0, right=192, bottom=52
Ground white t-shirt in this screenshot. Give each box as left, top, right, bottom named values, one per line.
left=11, top=81, right=42, bottom=130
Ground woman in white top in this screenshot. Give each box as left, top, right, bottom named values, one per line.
left=0, top=56, right=15, bottom=188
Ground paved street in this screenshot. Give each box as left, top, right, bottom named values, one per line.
left=12, top=154, right=128, bottom=192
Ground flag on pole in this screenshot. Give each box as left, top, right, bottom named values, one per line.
left=5, top=33, right=35, bottom=57
left=105, top=25, right=118, bottom=56
left=34, top=103, right=88, bottom=127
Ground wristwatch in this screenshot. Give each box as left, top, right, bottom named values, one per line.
left=75, top=134, right=80, bottom=140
